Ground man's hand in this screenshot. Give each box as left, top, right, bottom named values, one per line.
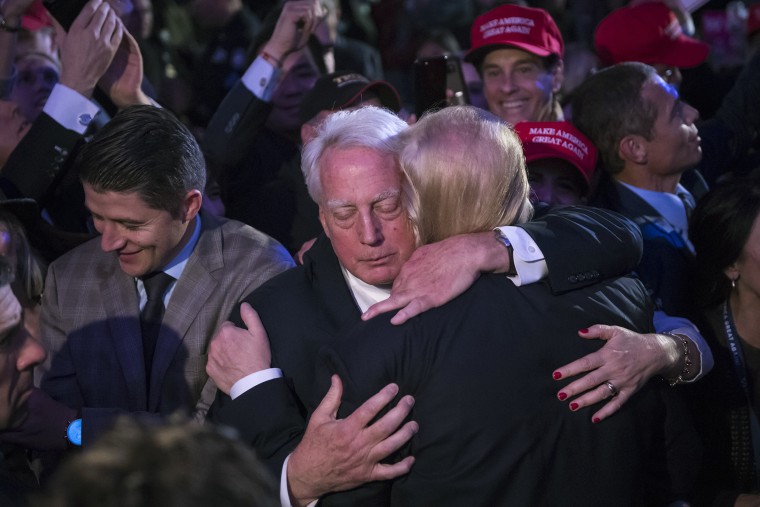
left=260, top=0, right=325, bottom=65
left=553, top=325, right=679, bottom=423
left=287, top=375, right=417, bottom=506
left=362, top=231, right=510, bottom=324
left=295, top=237, right=316, bottom=265
left=206, top=303, right=272, bottom=395
left=59, top=0, right=123, bottom=98
left=0, top=387, right=77, bottom=450
left=99, top=28, right=150, bottom=108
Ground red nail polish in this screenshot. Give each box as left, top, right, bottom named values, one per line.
left=558, top=392, right=567, bottom=401
left=579, top=328, right=589, bottom=334
left=592, top=417, right=601, bottom=424
left=552, top=371, right=562, bottom=380
left=570, top=402, right=579, bottom=411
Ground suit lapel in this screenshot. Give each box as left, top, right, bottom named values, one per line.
left=100, top=260, right=147, bottom=411
left=304, top=234, right=362, bottom=333
left=612, top=181, right=695, bottom=260
left=148, top=214, right=221, bottom=410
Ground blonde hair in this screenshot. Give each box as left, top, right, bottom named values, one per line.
left=398, top=106, right=533, bottom=245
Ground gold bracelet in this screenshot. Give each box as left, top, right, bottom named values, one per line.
left=663, top=333, right=692, bottom=386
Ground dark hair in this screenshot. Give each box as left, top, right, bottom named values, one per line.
left=0, top=256, right=13, bottom=288
left=689, top=175, right=760, bottom=308
left=571, top=62, right=658, bottom=175
left=35, top=417, right=279, bottom=507
left=76, top=106, right=206, bottom=217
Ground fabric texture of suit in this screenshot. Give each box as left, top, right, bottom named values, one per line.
left=39, top=211, right=294, bottom=444
left=594, top=179, right=697, bottom=320
left=208, top=206, right=645, bottom=475
left=316, top=270, right=691, bottom=506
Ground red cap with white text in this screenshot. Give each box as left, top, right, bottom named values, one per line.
left=515, top=121, right=598, bottom=185
left=465, top=5, right=564, bottom=65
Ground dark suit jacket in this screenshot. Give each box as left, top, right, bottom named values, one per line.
left=317, top=271, right=681, bottom=506
left=208, top=206, right=645, bottom=475
left=593, top=179, right=697, bottom=320
left=0, top=112, right=89, bottom=233
left=39, top=212, right=294, bottom=444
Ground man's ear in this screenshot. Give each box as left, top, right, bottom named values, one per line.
left=618, top=134, right=648, bottom=165
left=550, top=59, right=564, bottom=93
left=181, top=190, right=203, bottom=222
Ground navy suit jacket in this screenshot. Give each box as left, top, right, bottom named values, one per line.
left=208, top=206, right=645, bottom=476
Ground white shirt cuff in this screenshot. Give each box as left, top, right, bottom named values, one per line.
left=280, top=454, right=318, bottom=507
left=497, top=226, right=548, bottom=286
left=653, top=311, right=713, bottom=381
left=229, top=368, right=283, bottom=400
left=241, top=56, right=282, bottom=102
left=43, top=84, right=100, bottom=134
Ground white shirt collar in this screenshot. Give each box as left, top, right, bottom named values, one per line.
left=340, top=265, right=391, bottom=313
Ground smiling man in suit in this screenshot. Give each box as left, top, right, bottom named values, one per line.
left=1, top=106, right=293, bottom=457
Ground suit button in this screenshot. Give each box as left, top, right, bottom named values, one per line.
left=568, top=275, right=578, bottom=284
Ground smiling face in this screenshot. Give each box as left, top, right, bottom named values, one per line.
left=318, top=146, right=416, bottom=286
left=640, top=76, right=702, bottom=177
left=84, top=183, right=200, bottom=278
left=0, top=101, right=32, bottom=167
left=481, top=47, right=562, bottom=125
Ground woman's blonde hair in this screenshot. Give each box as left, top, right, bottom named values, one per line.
left=398, top=106, right=533, bottom=245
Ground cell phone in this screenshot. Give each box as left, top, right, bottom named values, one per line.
left=414, top=55, right=471, bottom=118
left=42, top=0, right=89, bottom=31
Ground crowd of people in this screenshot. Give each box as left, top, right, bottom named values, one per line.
left=0, top=0, right=760, bottom=505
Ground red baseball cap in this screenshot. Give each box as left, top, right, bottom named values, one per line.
left=515, top=121, right=598, bottom=185
left=594, top=2, right=709, bottom=68
left=749, top=4, right=760, bottom=38
left=21, top=0, right=53, bottom=31
left=465, top=5, right=564, bottom=65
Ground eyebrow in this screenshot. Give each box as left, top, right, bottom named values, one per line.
left=326, top=189, right=400, bottom=209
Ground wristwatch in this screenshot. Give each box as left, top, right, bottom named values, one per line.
left=66, top=418, right=82, bottom=446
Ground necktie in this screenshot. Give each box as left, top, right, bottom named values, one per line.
left=677, top=190, right=696, bottom=221
left=140, top=271, right=175, bottom=384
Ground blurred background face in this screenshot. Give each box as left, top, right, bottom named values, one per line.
left=527, top=159, right=586, bottom=206
left=0, top=286, right=46, bottom=430
left=10, top=54, right=60, bottom=122
left=266, top=49, right=322, bottom=135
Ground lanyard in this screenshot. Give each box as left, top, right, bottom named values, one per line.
left=723, top=300, right=760, bottom=486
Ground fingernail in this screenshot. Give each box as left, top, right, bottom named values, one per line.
left=552, top=371, right=562, bottom=380
left=579, top=328, right=589, bottom=334
left=557, top=392, right=567, bottom=401
left=592, top=417, right=601, bottom=424
left=570, top=402, right=579, bottom=411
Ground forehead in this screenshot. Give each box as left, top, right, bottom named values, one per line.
left=642, top=77, right=678, bottom=114
left=482, top=47, right=545, bottom=68
left=320, top=147, right=400, bottom=200
left=15, top=54, right=60, bottom=72
left=83, top=183, right=156, bottom=217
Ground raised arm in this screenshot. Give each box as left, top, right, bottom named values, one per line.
left=363, top=205, right=643, bottom=324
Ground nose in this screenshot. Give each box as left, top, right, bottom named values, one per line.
left=357, top=211, right=383, bottom=246
left=684, top=103, right=699, bottom=124
left=16, top=333, right=47, bottom=371
left=99, top=222, right=127, bottom=252
left=501, top=72, right=517, bottom=93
